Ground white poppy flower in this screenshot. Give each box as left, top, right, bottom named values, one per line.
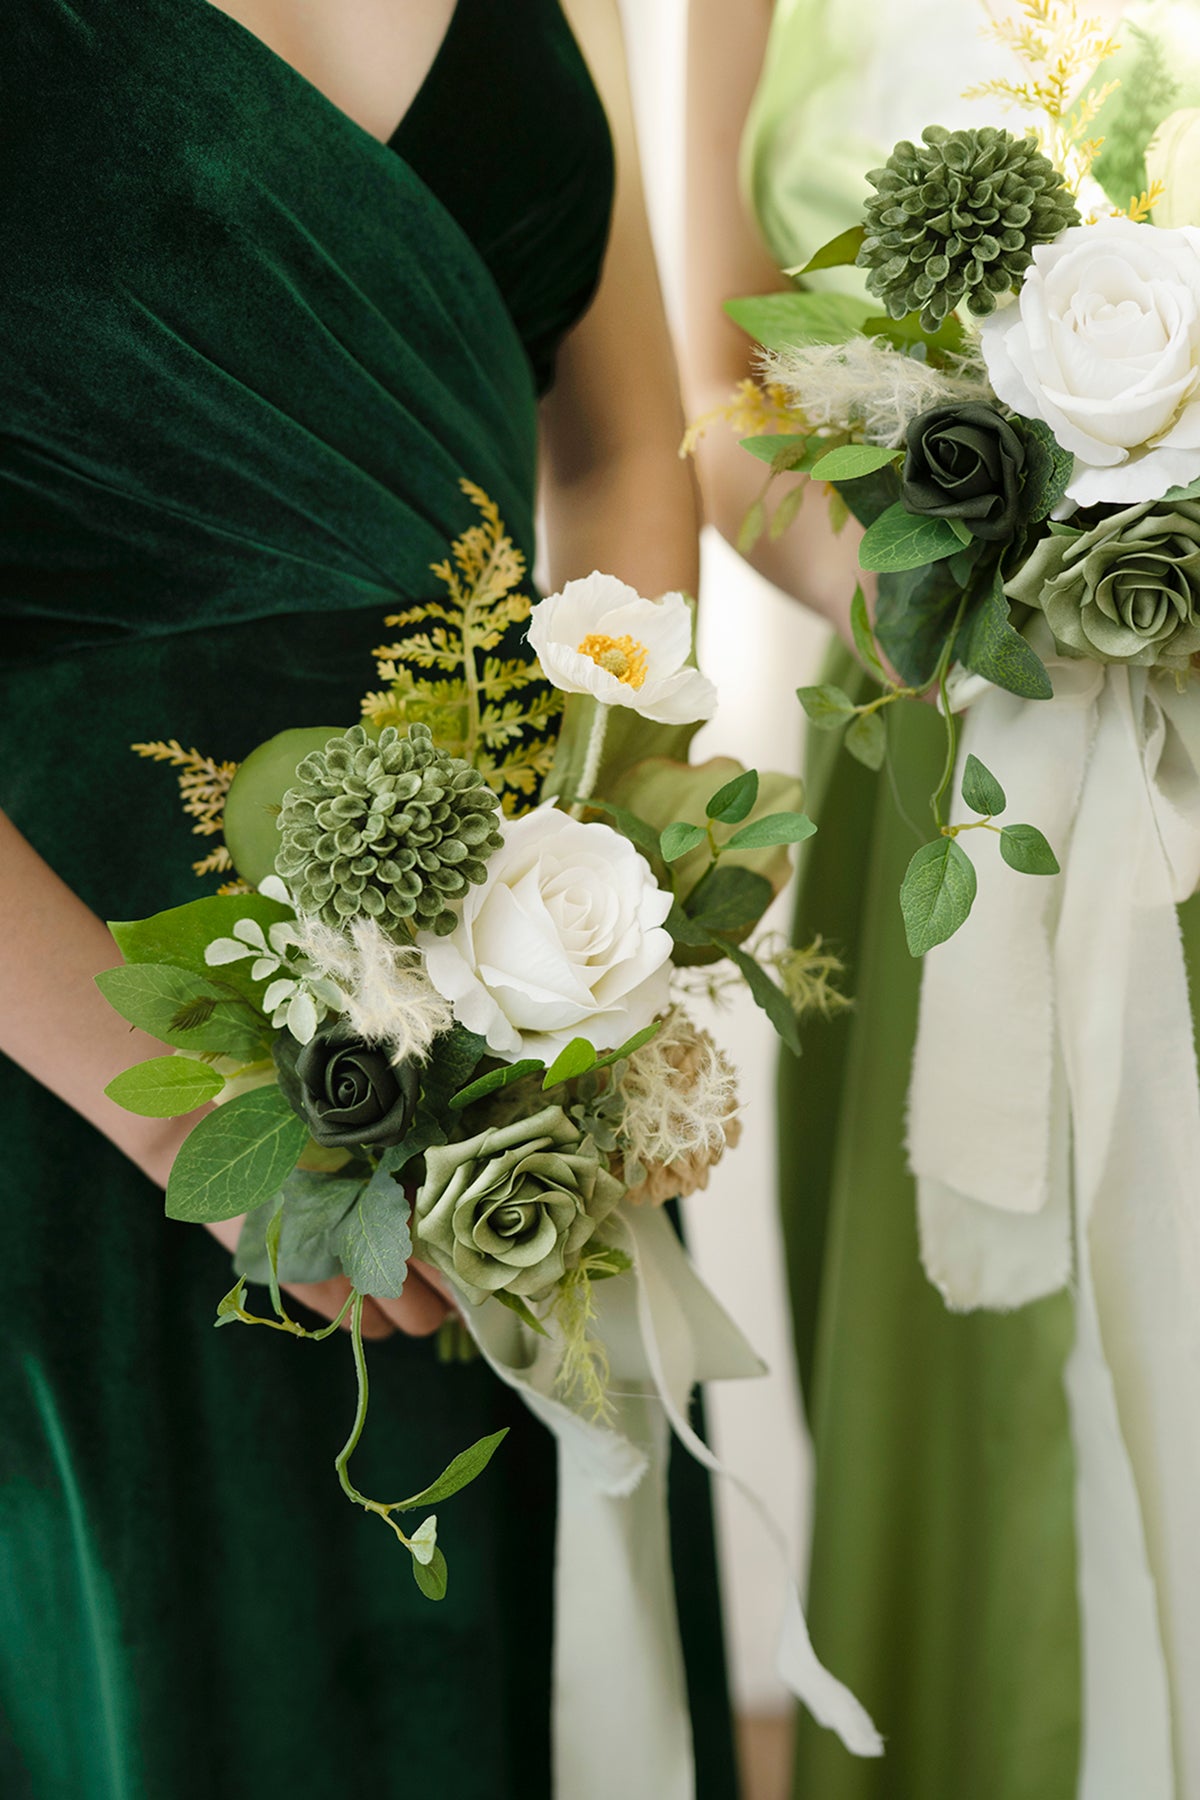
left=527, top=573, right=717, bottom=725
left=980, top=216, right=1200, bottom=506
left=419, top=805, right=673, bottom=1062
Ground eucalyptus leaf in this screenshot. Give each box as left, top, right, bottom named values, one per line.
left=393, top=1429, right=510, bottom=1512
left=809, top=444, right=900, bottom=482
left=335, top=1161, right=413, bottom=1300
left=166, top=1088, right=308, bottom=1223
left=850, top=585, right=886, bottom=681
left=1000, top=824, right=1061, bottom=876
left=660, top=821, right=709, bottom=864
left=706, top=769, right=759, bottom=824
left=412, top=1546, right=448, bottom=1602
left=236, top=1169, right=366, bottom=1286
left=845, top=709, right=887, bottom=771
left=450, top=1058, right=545, bottom=1111
left=543, top=1038, right=598, bottom=1089
left=900, top=838, right=977, bottom=957
left=717, top=939, right=802, bottom=1056
left=961, top=754, right=1007, bottom=817
left=725, top=291, right=874, bottom=353
left=725, top=812, right=816, bottom=850
left=796, top=684, right=857, bottom=730
left=859, top=503, right=963, bottom=573
left=104, top=1054, right=225, bottom=1118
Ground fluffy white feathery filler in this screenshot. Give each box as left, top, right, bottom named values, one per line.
left=290, top=914, right=452, bottom=1060
left=759, top=335, right=992, bottom=447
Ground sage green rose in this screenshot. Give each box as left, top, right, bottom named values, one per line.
left=412, top=1104, right=623, bottom=1305
left=1005, top=500, right=1200, bottom=671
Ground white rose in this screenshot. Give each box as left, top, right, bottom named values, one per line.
left=419, top=805, right=673, bottom=1062
left=527, top=572, right=717, bottom=725
left=979, top=216, right=1200, bottom=507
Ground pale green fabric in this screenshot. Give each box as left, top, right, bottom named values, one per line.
left=742, top=7, right=1200, bottom=1797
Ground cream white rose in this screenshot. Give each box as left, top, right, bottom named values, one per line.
left=527, top=572, right=717, bottom=725
left=419, top=805, right=673, bottom=1062
left=980, top=216, right=1200, bottom=507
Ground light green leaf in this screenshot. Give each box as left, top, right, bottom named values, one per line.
left=717, top=939, right=803, bottom=1056
left=796, top=683, right=858, bottom=730
left=393, top=1429, right=510, bottom=1512
left=845, top=710, right=887, bottom=771
left=592, top=1021, right=663, bottom=1071
left=948, top=518, right=974, bottom=545
left=961, top=754, right=1007, bottom=817
left=493, top=1288, right=551, bottom=1336
left=104, top=1055, right=225, bottom=1118
left=1000, top=824, right=1060, bottom=876
left=737, top=499, right=766, bottom=556
left=450, top=1058, right=545, bottom=1111
left=770, top=483, right=807, bottom=540
left=785, top=223, right=867, bottom=277
left=660, top=821, right=709, bottom=864
left=166, top=1088, right=308, bottom=1223
left=863, top=308, right=966, bottom=357
left=859, top=503, right=963, bottom=573
left=214, top=1276, right=248, bottom=1328
left=706, top=769, right=759, bottom=824
left=850, top=585, right=886, bottom=682
left=808, top=444, right=901, bottom=483
left=610, top=755, right=803, bottom=904
left=725, top=291, right=874, bottom=353
left=223, top=726, right=346, bottom=886
left=335, top=1162, right=413, bottom=1299
left=543, top=1037, right=599, bottom=1089
left=109, top=893, right=295, bottom=1003
left=412, top=1546, right=448, bottom=1602
left=408, top=1516, right=438, bottom=1567
left=900, top=838, right=978, bottom=956
left=725, top=812, right=816, bottom=850
left=739, top=433, right=814, bottom=469
left=95, top=963, right=267, bottom=1060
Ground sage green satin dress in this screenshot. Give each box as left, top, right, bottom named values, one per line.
left=0, top=4, right=736, bottom=1794
left=742, top=5, right=1200, bottom=1795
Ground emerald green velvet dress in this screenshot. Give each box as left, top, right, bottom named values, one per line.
left=741, top=7, right=1200, bottom=1797
left=0, top=4, right=737, bottom=1794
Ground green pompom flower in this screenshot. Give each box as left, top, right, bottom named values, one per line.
left=275, top=724, right=503, bottom=937
left=858, top=126, right=1080, bottom=331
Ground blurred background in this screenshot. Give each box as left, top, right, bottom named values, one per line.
left=614, top=4, right=833, bottom=1794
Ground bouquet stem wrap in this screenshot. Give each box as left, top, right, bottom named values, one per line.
left=465, top=1206, right=883, bottom=1798
left=908, top=642, right=1200, bottom=1796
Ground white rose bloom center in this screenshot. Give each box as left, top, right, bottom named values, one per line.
left=419, top=805, right=673, bottom=1062
left=527, top=571, right=717, bottom=725
left=980, top=216, right=1200, bottom=507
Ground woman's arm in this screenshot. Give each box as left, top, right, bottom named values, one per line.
left=683, top=0, right=865, bottom=643
left=0, top=810, right=443, bottom=1336
left=542, top=0, right=700, bottom=599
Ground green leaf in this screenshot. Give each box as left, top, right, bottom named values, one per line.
left=666, top=904, right=714, bottom=950
left=808, top=444, right=900, bottom=483
left=660, top=821, right=709, bottom=864
left=739, top=433, right=814, bottom=469
left=770, top=483, right=807, bottom=540
left=586, top=1246, right=634, bottom=1281
left=449, top=1058, right=545, bottom=1111
left=961, top=754, right=1007, bottom=817
left=737, top=498, right=766, bottom=556
left=725, top=812, right=817, bottom=850
left=543, top=1037, right=599, bottom=1089
left=237, top=1170, right=366, bottom=1286
left=874, top=560, right=964, bottom=688
left=493, top=1288, right=551, bottom=1336
left=104, top=1055, right=226, bottom=1118
left=223, top=726, right=346, bottom=886
left=412, top=1546, right=448, bottom=1602
left=1000, top=823, right=1061, bottom=876
left=706, top=769, right=759, bottom=824
left=859, top=502, right=963, bottom=573
left=166, top=1087, right=308, bottom=1223
left=95, top=963, right=267, bottom=1060
left=109, top=892, right=295, bottom=1004
left=831, top=463, right=902, bottom=528
left=592, top=1021, right=663, bottom=1072
left=900, top=838, right=978, bottom=956
left=417, top=1026, right=489, bottom=1122
left=574, top=797, right=663, bottom=864
left=845, top=709, right=887, bottom=771
left=335, top=1162, right=413, bottom=1299
left=716, top=939, right=802, bottom=1056
left=863, top=308, right=967, bottom=358
left=393, top=1429, right=510, bottom=1512
left=1019, top=418, right=1075, bottom=524
left=786, top=223, right=867, bottom=277
left=725, top=291, right=874, bottom=353
left=850, top=585, right=886, bottom=681
left=684, top=864, right=775, bottom=934
left=797, top=683, right=857, bottom=730
left=956, top=573, right=1053, bottom=701
left=947, top=518, right=974, bottom=545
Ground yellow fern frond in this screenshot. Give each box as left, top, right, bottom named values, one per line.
left=1117, top=181, right=1166, bottom=223
left=680, top=378, right=798, bottom=458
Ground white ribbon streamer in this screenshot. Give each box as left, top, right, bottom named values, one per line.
left=463, top=1204, right=882, bottom=1799
left=908, top=645, right=1200, bottom=1797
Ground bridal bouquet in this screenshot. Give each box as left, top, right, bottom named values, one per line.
left=96, top=483, right=817, bottom=1601
left=722, top=17, right=1200, bottom=956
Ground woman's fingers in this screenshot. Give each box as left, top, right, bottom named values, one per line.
left=372, top=1264, right=451, bottom=1338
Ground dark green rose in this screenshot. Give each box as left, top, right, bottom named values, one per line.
left=274, top=1026, right=419, bottom=1148
left=412, top=1104, right=623, bottom=1305
left=902, top=403, right=1026, bottom=542
left=1005, top=499, right=1200, bottom=671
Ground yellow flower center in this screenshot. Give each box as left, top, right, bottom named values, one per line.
left=576, top=633, right=650, bottom=690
